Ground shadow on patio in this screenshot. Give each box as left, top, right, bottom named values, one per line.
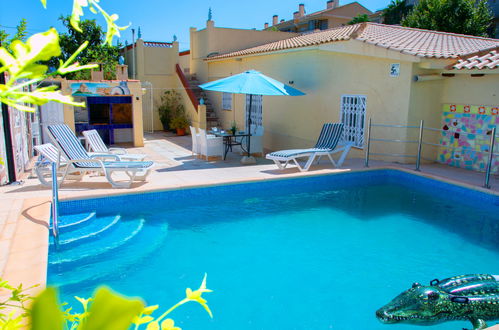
left=144, top=132, right=274, bottom=172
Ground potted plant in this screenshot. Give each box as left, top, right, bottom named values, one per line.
left=170, top=112, right=191, bottom=136
left=230, top=121, right=238, bottom=135
left=158, top=90, right=183, bottom=131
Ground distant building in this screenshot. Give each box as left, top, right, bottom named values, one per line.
left=263, top=1, right=372, bottom=33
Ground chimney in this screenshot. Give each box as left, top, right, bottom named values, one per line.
left=280, top=19, right=285, bottom=22
left=293, top=11, right=299, bottom=20
left=116, top=64, right=128, bottom=80
left=272, top=15, right=278, bottom=25
left=90, top=63, right=104, bottom=81
left=327, top=0, right=339, bottom=8
left=264, top=22, right=269, bottom=29
left=298, top=4, right=305, bottom=17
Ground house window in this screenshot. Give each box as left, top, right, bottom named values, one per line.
left=340, top=95, right=366, bottom=148
left=245, top=94, right=263, bottom=133
left=222, top=93, right=232, bottom=110
left=307, top=19, right=328, bottom=31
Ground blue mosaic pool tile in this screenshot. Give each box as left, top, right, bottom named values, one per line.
left=58, top=169, right=498, bottom=215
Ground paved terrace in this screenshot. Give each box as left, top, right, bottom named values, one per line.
left=0, top=132, right=498, bottom=311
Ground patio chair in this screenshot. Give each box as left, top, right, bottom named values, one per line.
left=266, top=123, right=352, bottom=172
left=47, top=124, right=154, bottom=188
left=33, top=143, right=85, bottom=186
left=189, top=126, right=200, bottom=156
left=82, top=129, right=146, bottom=161
left=198, top=128, right=223, bottom=161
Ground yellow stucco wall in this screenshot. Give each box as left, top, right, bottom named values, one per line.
left=440, top=74, right=499, bottom=106
left=122, top=40, right=180, bottom=131
left=406, top=70, right=499, bottom=163
left=202, top=37, right=498, bottom=164
left=206, top=46, right=416, bottom=160
left=190, top=22, right=299, bottom=82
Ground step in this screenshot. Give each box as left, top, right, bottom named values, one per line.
left=49, top=218, right=146, bottom=267
left=50, top=212, right=96, bottom=232
left=49, top=215, right=121, bottom=251
left=48, top=219, right=169, bottom=289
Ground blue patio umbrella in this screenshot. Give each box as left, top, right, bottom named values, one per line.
left=199, top=70, right=305, bottom=162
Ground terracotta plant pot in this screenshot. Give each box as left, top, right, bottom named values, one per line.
left=176, top=128, right=186, bottom=136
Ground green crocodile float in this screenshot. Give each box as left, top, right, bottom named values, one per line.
left=376, top=274, right=499, bottom=330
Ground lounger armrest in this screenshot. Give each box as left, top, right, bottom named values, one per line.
left=89, top=153, right=121, bottom=161
left=108, top=147, right=127, bottom=155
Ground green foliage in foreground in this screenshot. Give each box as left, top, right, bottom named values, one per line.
left=0, top=28, right=95, bottom=112
left=48, top=16, right=122, bottom=80
left=0, top=275, right=213, bottom=330
left=0, top=278, right=39, bottom=328
left=402, top=0, right=493, bottom=37
left=0, top=0, right=128, bottom=112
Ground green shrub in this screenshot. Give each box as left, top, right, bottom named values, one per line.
left=0, top=275, right=213, bottom=329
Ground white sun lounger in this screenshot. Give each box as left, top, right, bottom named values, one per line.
left=266, top=123, right=352, bottom=172
left=47, top=124, right=154, bottom=188
left=82, top=129, right=146, bottom=161
left=33, top=143, right=85, bottom=186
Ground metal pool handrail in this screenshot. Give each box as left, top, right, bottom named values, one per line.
left=51, top=162, right=59, bottom=238
left=365, top=118, right=497, bottom=189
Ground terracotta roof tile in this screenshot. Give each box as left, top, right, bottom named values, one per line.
left=452, top=48, right=499, bottom=70
left=206, top=25, right=360, bottom=59
left=207, top=23, right=499, bottom=65
left=358, top=24, right=499, bottom=58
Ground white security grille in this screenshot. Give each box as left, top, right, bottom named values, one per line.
left=222, top=92, right=232, bottom=110
left=246, top=94, right=263, bottom=132
left=340, top=95, right=366, bottom=148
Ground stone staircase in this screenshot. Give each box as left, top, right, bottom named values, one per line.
left=187, top=75, right=220, bottom=129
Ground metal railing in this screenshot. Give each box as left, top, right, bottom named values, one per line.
left=364, top=118, right=498, bottom=189
left=51, top=162, right=59, bottom=238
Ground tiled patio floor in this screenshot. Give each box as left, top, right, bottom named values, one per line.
left=0, top=132, right=497, bottom=304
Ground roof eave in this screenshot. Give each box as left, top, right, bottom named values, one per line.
left=205, top=45, right=321, bottom=62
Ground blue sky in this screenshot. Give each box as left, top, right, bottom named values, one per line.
left=1, top=0, right=389, bottom=51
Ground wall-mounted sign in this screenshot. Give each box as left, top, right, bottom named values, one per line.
left=390, top=63, right=400, bottom=77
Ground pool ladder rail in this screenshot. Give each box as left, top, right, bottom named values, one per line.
left=364, top=118, right=497, bottom=189
left=51, top=162, right=60, bottom=240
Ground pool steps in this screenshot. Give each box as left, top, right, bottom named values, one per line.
left=56, top=215, right=121, bottom=247
left=48, top=214, right=169, bottom=289
left=49, top=219, right=145, bottom=266
left=50, top=212, right=96, bottom=231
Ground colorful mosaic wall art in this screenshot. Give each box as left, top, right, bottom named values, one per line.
left=439, top=104, right=498, bottom=173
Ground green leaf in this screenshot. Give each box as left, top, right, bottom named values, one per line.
left=146, top=321, right=160, bottom=330
left=30, top=287, right=64, bottom=330
left=75, top=296, right=92, bottom=312
left=133, top=315, right=154, bottom=325
left=0, top=28, right=61, bottom=80
left=142, top=305, right=159, bottom=315
left=78, top=287, right=144, bottom=330
left=70, top=0, right=88, bottom=33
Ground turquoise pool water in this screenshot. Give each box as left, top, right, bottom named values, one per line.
left=48, top=170, right=499, bottom=329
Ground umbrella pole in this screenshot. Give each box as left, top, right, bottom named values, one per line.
left=247, top=94, right=252, bottom=157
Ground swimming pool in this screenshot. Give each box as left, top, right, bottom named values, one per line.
left=47, top=169, right=499, bottom=329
